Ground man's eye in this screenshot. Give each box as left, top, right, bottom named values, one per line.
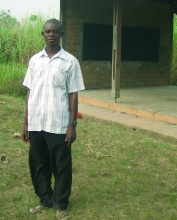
left=53, top=30, right=60, bottom=34
left=44, top=30, right=60, bottom=34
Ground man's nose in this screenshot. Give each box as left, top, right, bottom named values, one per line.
left=49, top=31, right=55, bottom=36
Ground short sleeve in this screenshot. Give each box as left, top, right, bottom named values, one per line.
left=67, top=58, right=85, bottom=93
left=23, top=59, right=33, bottom=89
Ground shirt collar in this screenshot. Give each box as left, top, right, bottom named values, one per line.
left=39, top=46, right=66, bottom=60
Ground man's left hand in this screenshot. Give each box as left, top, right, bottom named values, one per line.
left=65, top=125, right=76, bottom=147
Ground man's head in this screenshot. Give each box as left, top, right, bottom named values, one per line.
left=42, top=19, right=64, bottom=46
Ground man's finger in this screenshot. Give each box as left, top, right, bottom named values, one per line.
left=22, top=133, right=30, bottom=143
left=67, top=139, right=71, bottom=147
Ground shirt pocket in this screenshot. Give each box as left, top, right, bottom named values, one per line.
left=52, top=70, right=66, bottom=88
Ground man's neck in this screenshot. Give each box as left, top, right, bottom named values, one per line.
left=45, top=45, right=61, bottom=59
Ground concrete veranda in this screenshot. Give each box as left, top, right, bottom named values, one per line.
left=78, top=86, right=177, bottom=139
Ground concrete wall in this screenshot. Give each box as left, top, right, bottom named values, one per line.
left=61, top=0, right=173, bottom=88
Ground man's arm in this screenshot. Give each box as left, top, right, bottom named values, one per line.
left=65, top=92, right=78, bottom=147
left=22, top=90, right=30, bottom=143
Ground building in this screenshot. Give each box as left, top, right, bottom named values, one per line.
left=60, top=0, right=177, bottom=99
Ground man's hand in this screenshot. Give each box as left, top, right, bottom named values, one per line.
left=22, top=125, right=30, bottom=143
left=22, top=90, right=30, bottom=143
left=65, top=125, right=76, bottom=147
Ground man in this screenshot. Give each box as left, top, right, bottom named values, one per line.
left=22, top=18, right=85, bottom=220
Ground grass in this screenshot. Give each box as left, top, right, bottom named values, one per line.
left=0, top=14, right=45, bottom=64
left=1, top=94, right=177, bottom=219
left=0, top=14, right=46, bottom=97
left=0, top=63, right=28, bottom=96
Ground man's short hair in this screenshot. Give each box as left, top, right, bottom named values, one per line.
left=44, top=19, right=62, bottom=30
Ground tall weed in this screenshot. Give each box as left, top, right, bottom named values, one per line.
left=0, top=14, right=45, bottom=64
left=0, top=63, right=28, bottom=96
left=0, top=14, right=47, bottom=97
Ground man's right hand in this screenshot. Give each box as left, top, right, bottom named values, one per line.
left=22, top=125, right=30, bottom=143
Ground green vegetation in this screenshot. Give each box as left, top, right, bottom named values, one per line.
left=0, top=63, right=27, bottom=95
left=0, top=94, right=177, bottom=219
left=0, top=10, right=45, bottom=63
left=0, top=11, right=46, bottom=97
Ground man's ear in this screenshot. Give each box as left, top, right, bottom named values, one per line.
left=61, top=31, right=64, bottom=37
left=41, top=31, right=44, bottom=36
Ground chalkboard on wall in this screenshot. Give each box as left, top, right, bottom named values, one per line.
left=82, top=23, right=160, bottom=62
left=82, top=23, right=113, bottom=61
left=121, top=26, right=160, bottom=61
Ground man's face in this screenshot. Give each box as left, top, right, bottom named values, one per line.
left=42, top=23, right=63, bottom=46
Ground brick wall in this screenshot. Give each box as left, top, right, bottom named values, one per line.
left=121, top=0, right=172, bottom=87
left=62, top=0, right=173, bottom=88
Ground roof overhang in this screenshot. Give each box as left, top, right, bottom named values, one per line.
left=147, top=0, right=177, bottom=14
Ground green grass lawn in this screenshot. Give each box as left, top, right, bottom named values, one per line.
left=0, top=94, right=177, bottom=220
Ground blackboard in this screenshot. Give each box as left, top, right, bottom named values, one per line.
left=82, top=23, right=160, bottom=62
left=121, top=26, right=160, bottom=61
left=82, top=23, right=113, bottom=61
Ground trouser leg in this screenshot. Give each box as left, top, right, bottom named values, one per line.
left=43, top=132, right=72, bottom=210
left=29, top=131, right=53, bottom=207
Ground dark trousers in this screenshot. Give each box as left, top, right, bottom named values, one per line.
left=29, top=131, right=72, bottom=210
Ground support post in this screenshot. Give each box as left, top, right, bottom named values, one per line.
left=111, top=0, right=122, bottom=102
left=60, top=0, right=67, bottom=49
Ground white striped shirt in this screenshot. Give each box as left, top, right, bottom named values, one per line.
left=23, top=47, right=85, bottom=134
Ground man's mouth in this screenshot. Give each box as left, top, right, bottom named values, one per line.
left=48, top=39, right=55, bottom=41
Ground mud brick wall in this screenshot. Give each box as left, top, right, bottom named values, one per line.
left=121, top=0, right=172, bottom=87
left=62, top=0, right=173, bottom=88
